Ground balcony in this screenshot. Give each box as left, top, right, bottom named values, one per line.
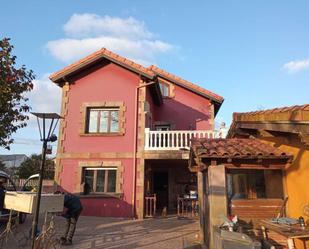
left=144, top=128, right=219, bottom=151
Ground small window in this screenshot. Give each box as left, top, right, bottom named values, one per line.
left=227, top=169, right=283, bottom=200
left=83, top=168, right=117, bottom=194
left=159, top=82, right=169, bottom=97
left=87, top=108, right=119, bottom=133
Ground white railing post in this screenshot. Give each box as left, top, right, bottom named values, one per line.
left=144, top=129, right=217, bottom=150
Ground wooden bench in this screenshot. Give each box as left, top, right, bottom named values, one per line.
left=231, top=199, right=284, bottom=223
left=230, top=199, right=287, bottom=248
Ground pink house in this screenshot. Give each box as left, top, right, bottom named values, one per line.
left=50, top=48, right=224, bottom=218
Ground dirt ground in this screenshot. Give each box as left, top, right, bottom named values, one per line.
left=1, top=214, right=201, bottom=249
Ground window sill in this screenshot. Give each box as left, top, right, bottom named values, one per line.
left=77, top=193, right=123, bottom=199
left=80, top=133, right=124, bottom=137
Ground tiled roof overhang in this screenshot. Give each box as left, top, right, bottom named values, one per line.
left=227, top=104, right=309, bottom=143
left=149, top=65, right=224, bottom=115
left=189, top=138, right=292, bottom=171
left=49, top=48, right=223, bottom=113
left=49, top=48, right=163, bottom=106
left=49, top=48, right=155, bottom=84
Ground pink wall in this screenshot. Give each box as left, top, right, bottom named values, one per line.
left=149, top=84, right=213, bottom=130
left=80, top=198, right=132, bottom=217
left=59, top=63, right=139, bottom=217
left=60, top=158, right=134, bottom=217
left=63, top=63, right=138, bottom=153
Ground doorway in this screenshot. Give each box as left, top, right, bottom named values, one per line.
left=153, top=171, right=169, bottom=210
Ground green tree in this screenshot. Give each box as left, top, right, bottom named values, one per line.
left=17, top=154, right=54, bottom=180
left=0, top=38, right=34, bottom=149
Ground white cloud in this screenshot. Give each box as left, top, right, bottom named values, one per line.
left=63, top=14, right=152, bottom=40
left=26, top=74, right=62, bottom=127
left=46, top=37, right=171, bottom=65
left=282, top=58, right=309, bottom=73
left=46, top=13, right=173, bottom=65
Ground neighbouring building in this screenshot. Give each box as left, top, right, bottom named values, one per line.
left=49, top=48, right=224, bottom=219
left=228, top=104, right=309, bottom=249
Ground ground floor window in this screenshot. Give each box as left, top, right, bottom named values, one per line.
left=83, top=167, right=117, bottom=194
left=227, top=169, right=283, bottom=200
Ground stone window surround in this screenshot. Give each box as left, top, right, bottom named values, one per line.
left=77, top=160, right=124, bottom=195
left=79, top=101, right=126, bottom=136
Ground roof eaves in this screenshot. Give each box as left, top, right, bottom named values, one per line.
left=49, top=48, right=155, bottom=85
left=148, top=66, right=224, bottom=108
left=157, top=72, right=224, bottom=103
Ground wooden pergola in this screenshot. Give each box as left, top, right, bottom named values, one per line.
left=188, top=138, right=293, bottom=248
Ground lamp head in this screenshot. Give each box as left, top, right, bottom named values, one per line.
left=49, top=134, right=57, bottom=142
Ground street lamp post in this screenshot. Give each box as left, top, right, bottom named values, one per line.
left=30, top=112, right=62, bottom=249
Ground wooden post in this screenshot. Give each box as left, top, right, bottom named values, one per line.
left=177, top=196, right=180, bottom=217
left=145, top=197, right=149, bottom=217
left=197, top=171, right=205, bottom=243
left=261, top=226, right=268, bottom=240
left=208, top=165, right=227, bottom=249
left=287, top=238, right=295, bottom=249
left=153, top=194, right=157, bottom=216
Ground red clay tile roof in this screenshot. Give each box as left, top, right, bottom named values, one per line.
left=49, top=48, right=223, bottom=105
left=49, top=48, right=155, bottom=83
left=149, top=65, right=224, bottom=103
left=233, top=104, right=309, bottom=122
left=191, top=138, right=291, bottom=159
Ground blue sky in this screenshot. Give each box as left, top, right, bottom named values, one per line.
left=1, top=0, right=309, bottom=155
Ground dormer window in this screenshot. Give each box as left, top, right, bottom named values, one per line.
left=159, top=82, right=170, bottom=97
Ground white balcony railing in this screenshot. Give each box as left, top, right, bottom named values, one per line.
left=144, top=128, right=219, bottom=150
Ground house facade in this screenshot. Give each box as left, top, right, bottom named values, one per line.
left=50, top=48, right=224, bottom=219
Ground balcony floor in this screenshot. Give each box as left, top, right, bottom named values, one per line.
left=141, top=150, right=190, bottom=160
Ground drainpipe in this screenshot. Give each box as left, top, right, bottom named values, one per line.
left=132, top=80, right=157, bottom=218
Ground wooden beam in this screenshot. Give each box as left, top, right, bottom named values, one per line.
left=258, top=129, right=275, bottom=137
left=224, top=163, right=285, bottom=170
left=238, top=121, right=309, bottom=134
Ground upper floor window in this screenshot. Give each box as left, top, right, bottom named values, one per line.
left=159, top=82, right=169, bottom=97
left=87, top=107, right=119, bottom=133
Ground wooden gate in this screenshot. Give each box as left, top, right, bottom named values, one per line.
left=145, top=194, right=156, bottom=218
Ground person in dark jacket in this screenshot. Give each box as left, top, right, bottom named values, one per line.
left=55, top=191, right=83, bottom=246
